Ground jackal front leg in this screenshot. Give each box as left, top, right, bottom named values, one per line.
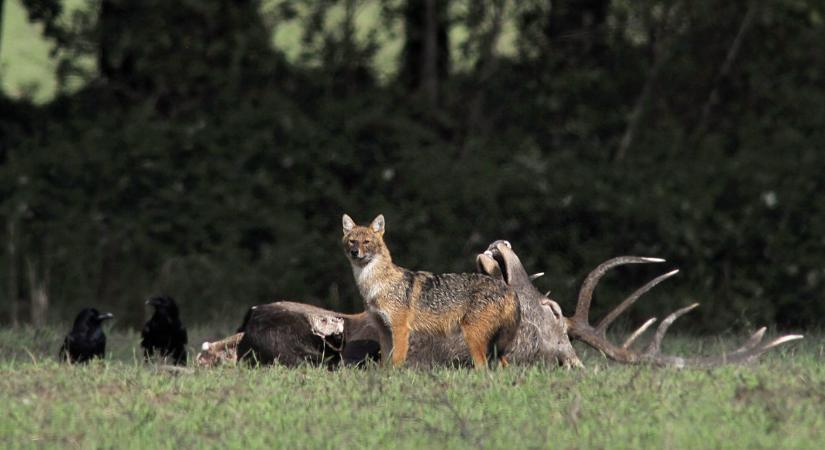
left=390, top=314, right=411, bottom=367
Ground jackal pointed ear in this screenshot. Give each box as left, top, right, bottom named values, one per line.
left=370, top=214, right=385, bottom=235
left=476, top=254, right=503, bottom=280
left=342, top=214, right=355, bottom=234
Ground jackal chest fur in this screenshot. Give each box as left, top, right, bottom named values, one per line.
left=352, top=258, right=407, bottom=322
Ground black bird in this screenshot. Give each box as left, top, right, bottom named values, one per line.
left=59, top=308, right=114, bottom=363
left=141, top=295, right=188, bottom=365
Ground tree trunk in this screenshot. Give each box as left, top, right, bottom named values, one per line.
left=614, top=1, right=682, bottom=162
left=614, top=51, right=667, bottom=162
left=401, top=0, right=449, bottom=108
left=461, top=0, right=507, bottom=158
left=422, top=0, right=439, bottom=107
left=6, top=218, right=18, bottom=327
left=690, top=3, right=757, bottom=148
left=545, top=0, right=610, bottom=59
left=98, top=0, right=141, bottom=93
left=27, top=257, right=49, bottom=327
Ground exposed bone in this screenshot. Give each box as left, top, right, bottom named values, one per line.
left=308, top=314, right=345, bottom=337
left=195, top=332, right=244, bottom=367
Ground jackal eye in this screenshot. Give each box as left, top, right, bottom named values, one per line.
left=363, top=240, right=371, bottom=244
left=348, top=239, right=357, bottom=245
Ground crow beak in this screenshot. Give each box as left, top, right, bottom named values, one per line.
left=98, top=312, right=114, bottom=321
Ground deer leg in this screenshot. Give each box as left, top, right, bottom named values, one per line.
left=378, top=331, right=393, bottom=367
left=369, top=313, right=393, bottom=366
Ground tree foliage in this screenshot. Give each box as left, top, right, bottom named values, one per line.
left=1, top=0, right=823, bottom=330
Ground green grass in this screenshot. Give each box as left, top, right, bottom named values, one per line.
left=0, top=326, right=822, bottom=449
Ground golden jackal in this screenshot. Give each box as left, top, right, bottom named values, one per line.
left=341, top=214, right=520, bottom=368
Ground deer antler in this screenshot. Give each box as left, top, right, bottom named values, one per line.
left=565, top=256, right=803, bottom=368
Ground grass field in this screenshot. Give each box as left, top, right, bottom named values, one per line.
left=0, top=326, right=822, bottom=449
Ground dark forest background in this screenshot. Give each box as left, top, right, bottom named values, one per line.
left=1, top=0, right=823, bottom=332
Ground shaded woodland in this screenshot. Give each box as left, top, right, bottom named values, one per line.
left=1, top=0, right=823, bottom=331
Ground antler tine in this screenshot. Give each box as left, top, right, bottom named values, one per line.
left=683, top=334, right=805, bottom=367
left=595, top=269, right=679, bottom=336
left=738, top=334, right=804, bottom=358
left=645, top=303, right=699, bottom=356
left=574, top=256, right=666, bottom=324
left=735, top=327, right=766, bottom=353
left=622, top=318, right=657, bottom=349
left=641, top=307, right=803, bottom=366
left=761, top=334, right=804, bottom=350
left=731, top=329, right=805, bottom=355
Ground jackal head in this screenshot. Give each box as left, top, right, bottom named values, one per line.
left=342, top=214, right=388, bottom=267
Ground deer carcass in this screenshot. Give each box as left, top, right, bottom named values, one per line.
left=199, top=241, right=802, bottom=368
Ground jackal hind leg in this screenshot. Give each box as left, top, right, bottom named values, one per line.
left=461, top=323, right=491, bottom=369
